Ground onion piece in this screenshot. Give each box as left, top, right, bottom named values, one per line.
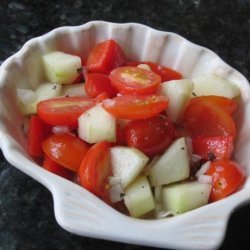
left=191, top=154, right=202, bottom=164
left=195, top=161, right=211, bottom=178
left=198, top=174, right=213, bottom=184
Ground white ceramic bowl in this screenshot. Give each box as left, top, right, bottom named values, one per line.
left=0, top=21, right=250, bottom=250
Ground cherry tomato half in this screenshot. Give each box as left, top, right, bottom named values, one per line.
left=37, top=97, right=95, bottom=126
left=102, top=95, right=168, bottom=120
left=42, top=134, right=89, bottom=172
left=109, top=66, right=161, bottom=95
left=124, top=115, right=175, bottom=156
left=78, top=141, right=112, bottom=203
left=184, top=96, right=236, bottom=138
left=206, top=159, right=245, bottom=202
left=86, top=39, right=126, bottom=74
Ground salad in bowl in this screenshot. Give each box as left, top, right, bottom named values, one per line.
left=0, top=21, right=250, bottom=250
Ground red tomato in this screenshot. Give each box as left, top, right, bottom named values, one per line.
left=109, top=66, right=161, bottom=95
left=85, top=73, right=117, bottom=98
left=78, top=141, right=112, bottom=202
left=86, top=39, right=126, bottom=74
left=126, top=61, right=182, bottom=82
left=95, top=92, right=110, bottom=103
left=27, top=115, right=51, bottom=157
left=124, top=115, right=175, bottom=156
left=42, top=134, right=89, bottom=172
left=37, top=97, right=95, bottom=126
left=192, top=136, right=233, bottom=160
left=206, top=159, right=245, bottom=202
left=184, top=96, right=236, bottom=138
left=102, top=95, right=168, bottom=120
left=43, top=156, right=74, bottom=180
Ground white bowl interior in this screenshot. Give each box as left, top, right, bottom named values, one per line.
left=0, top=21, right=250, bottom=250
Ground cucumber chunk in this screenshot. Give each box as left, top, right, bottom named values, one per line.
left=43, top=51, right=81, bottom=84
left=78, top=104, right=116, bottom=143
left=148, top=137, right=190, bottom=186
left=192, top=74, right=240, bottom=99
left=162, top=181, right=211, bottom=215
left=124, top=175, right=155, bottom=218
left=160, top=79, right=194, bottom=123
left=61, top=83, right=86, bottom=97
left=110, top=146, right=149, bottom=188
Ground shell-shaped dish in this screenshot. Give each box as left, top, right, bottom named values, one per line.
left=0, top=21, right=250, bottom=250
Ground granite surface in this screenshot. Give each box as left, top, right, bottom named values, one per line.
left=0, top=0, right=250, bottom=249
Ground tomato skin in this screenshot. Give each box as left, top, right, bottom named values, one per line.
left=109, top=66, right=161, bottom=95
left=124, top=115, right=175, bottom=156
left=43, top=156, right=74, bottom=180
left=126, top=61, right=182, bottom=82
left=78, top=141, right=112, bottom=202
left=192, top=136, right=233, bottom=160
left=27, top=115, right=51, bottom=157
left=206, top=160, right=245, bottom=202
left=37, top=97, right=95, bottom=126
left=184, top=96, right=236, bottom=138
left=86, top=39, right=126, bottom=74
left=102, top=95, right=168, bottom=120
left=85, top=73, right=117, bottom=98
left=42, top=134, right=89, bottom=172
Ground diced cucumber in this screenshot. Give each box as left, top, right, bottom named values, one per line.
left=148, top=137, right=190, bottom=186
left=192, top=74, right=240, bottom=99
left=124, top=175, right=155, bottom=218
left=78, top=104, right=116, bottom=143
left=42, top=51, right=81, bottom=84
left=160, top=79, right=194, bottom=123
left=110, top=146, right=149, bottom=188
left=61, top=83, right=86, bottom=97
left=162, top=181, right=211, bottom=215
left=18, top=83, right=62, bottom=115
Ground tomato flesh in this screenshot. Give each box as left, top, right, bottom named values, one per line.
left=184, top=96, right=236, bottom=138
left=85, top=73, right=117, bottom=98
left=78, top=141, right=112, bottom=202
left=43, top=156, right=74, bottom=180
left=86, top=39, right=126, bottom=74
left=126, top=61, right=182, bottom=82
left=37, top=97, right=95, bottom=126
left=192, top=136, right=233, bottom=160
left=206, top=159, right=245, bottom=202
left=27, top=115, right=51, bottom=157
left=102, top=95, right=168, bottom=120
left=42, top=134, right=89, bottom=172
left=109, top=66, right=161, bottom=95
left=124, top=115, right=175, bottom=156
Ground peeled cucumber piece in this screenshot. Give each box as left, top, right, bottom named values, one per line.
left=110, top=146, right=149, bottom=188
left=160, top=79, right=194, bottom=123
left=148, top=137, right=190, bottom=186
left=17, top=82, right=62, bottom=115
left=192, top=74, right=240, bottom=99
left=61, top=83, right=86, bottom=97
left=43, top=51, right=81, bottom=84
left=78, top=104, right=116, bottom=143
left=124, top=175, right=155, bottom=218
left=162, top=181, right=211, bottom=215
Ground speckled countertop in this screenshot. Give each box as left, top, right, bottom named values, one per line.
left=0, top=1, right=250, bottom=250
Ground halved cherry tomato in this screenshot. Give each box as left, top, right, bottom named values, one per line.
left=27, top=115, right=51, bottom=157
left=124, top=115, right=175, bottom=156
left=192, top=136, right=233, bottom=160
left=37, top=97, right=95, bottom=126
left=184, top=96, right=236, bottom=138
left=42, top=134, right=89, bottom=172
left=85, top=73, right=117, bottom=98
left=86, top=39, right=126, bottom=74
left=95, top=92, right=110, bottom=103
left=43, top=156, right=74, bottom=180
left=109, top=66, right=161, bottom=95
left=126, top=61, right=182, bottom=82
left=102, top=95, right=168, bottom=120
left=78, top=141, right=112, bottom=202
left=206, top=159, right=245, bottom=202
